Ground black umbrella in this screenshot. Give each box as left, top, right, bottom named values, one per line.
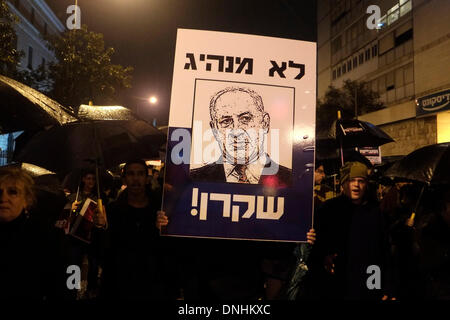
left=0, top=75, right=77, bottom=133
left=384, top=143, right=450, bottom=185
left=62, top=165, right=115, bottom=194
left=1, top=162, right=61, bottom=194
left=383, top=143, right=450, bottom=227
left=13, top=119, right=166, bottom=174
left=14, top=119, right=165, bottom=220
left=327, top=118, right=394, bottom=148
left=76, top=104, right=139, bottom=121
left=318, top=118, right=394, bottom=165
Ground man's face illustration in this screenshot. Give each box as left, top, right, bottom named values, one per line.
left=210, top=90, right=270, bottom=164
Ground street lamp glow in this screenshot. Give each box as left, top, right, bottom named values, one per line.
left=149, top=96, right=157, bottom=104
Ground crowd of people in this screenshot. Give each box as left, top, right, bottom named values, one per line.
left=0, top=158, right=449, bottom=300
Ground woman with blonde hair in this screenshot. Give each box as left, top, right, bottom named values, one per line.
left=0, top=167, right=63, bottom=299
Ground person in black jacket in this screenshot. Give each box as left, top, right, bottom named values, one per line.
left=310, top=161, right=393, bottom=300
left=0, top=167, right=64, bottom=300
left=101, top=159, right=176, bottom=299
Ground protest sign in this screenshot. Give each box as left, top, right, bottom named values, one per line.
left=162, top=29, right=316, bottom=242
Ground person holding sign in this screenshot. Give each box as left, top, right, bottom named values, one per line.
left=102, top=160, right=176, bottom=299
left=190, top=87, right=291, bottom=187
left=156, top=210, right=316, bottom=300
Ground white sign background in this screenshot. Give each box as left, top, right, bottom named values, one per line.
left=169, top=28, right=317, bottom=145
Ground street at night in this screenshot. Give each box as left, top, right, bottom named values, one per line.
left=1, top=0, right=449, bottom=314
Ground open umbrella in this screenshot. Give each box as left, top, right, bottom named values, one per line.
left=76, top=104, right=139, bottom=121
left=14, top=119, right=165, bottom=220
left=318, top=118, right=394, bottom=165
left=13, top=119, right=166, bottom=174
left=384, top=143, right=450, bottom=185
left=62, top=165, right=115, bottom=194
left=0, top=75, right=77, bottom=133
left=383, top=142, right=450, bottom=227
left=331, top=118, right=394, bottom=148
left=1, top=162, right=61, bottom=194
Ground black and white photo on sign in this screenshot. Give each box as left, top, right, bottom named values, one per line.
left=189, top=79, right=294, bottom=185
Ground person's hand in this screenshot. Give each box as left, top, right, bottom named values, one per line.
left=55, top=219, right=68, bottom=229
left=324, top=253, right=338, bottom=275
left=71, top=201, right=81, bottom=212
left=306, top=228, right=316, bottom=245
left=156, top=210, right=169, bottom=230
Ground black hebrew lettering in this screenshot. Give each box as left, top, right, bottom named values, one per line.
left=206, top=55, right=225, bottom=72
left=269, top=60, right=287, bottom=78
left=184, top=53, right=197, bottom=70
left=184, top=53, right=253, bottom=74
left=225, top=56, right=234, bottom=73
left=289, top=60, right=305, bottom=80
left=235, top=57, right=253, bottom=74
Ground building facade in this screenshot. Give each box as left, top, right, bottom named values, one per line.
left=7, top=0, right=64, bottom=72
left=0, top=0, right=64, bottom=163
left=317, top=0, right=450, bottom=157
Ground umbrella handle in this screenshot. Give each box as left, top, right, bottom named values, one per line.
left=97, top=198, right=104, bottom=216
left=96, top=198, right=108, bottom=229
left=406, top=212, right=415, bottom=228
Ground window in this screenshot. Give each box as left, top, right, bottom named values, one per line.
left=353, top=57, right=357, bottom=68
left=337, top=67, right=341, bottom=77
left=377, top=1, right=411, bottom=30
left=365, top=49, right=371, bottom=61
left=387, top=4, right=399, bottom=25
left=27, top=46, right=33, bottom=69
left=44, top=23, right=48, bottom=36
left=400, top=0, right=412, bottom=17
left=359, top=53, right=364, bottom=64
left=41, top=57, right=46, bottom=67
left=372, top=45, right=378, bottom=57
left=395, top=29, right=413, bottom=46
left=333, top=69, right=337, bottom=80
left=342, top=63, right=347, bottom=74
left=347, top=60, right=352, bottom=71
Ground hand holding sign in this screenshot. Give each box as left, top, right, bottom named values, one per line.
left=156, top=210, right=169, bottom=231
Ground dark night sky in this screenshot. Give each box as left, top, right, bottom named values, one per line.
left=46, top=0, right=317, bottom=125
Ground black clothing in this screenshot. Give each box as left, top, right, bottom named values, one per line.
left=102, top=189, right=174, bottom=299
left=176, top=238, right=266, bottom=300
left=172, top=237, right=295, bottom=300
left=0, top=213, right=64, bottom=299
left=311, top=195, right=390, bottom=300
left=418, top=213, right=450, bottom=299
